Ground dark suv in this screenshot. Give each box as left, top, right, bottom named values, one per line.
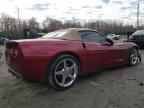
left=128, top=30, right=144, bottom=47
left=0, top=37, right=9, bottom=45
left=0, top=37, right=5, bottom=44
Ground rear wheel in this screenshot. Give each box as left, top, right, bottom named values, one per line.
left=128, top=48, right=140, bottom=66
left=47, top=54, right=80, bottom=90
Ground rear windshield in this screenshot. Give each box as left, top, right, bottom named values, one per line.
left=41, top=31, right=67, bottom=39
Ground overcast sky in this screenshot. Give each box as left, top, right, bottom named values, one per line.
left=0, top=0, right=144, bottom=25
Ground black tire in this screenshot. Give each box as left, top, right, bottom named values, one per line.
left=47, top=54, right=80, bottom=90
left=128, top=48, right=141, bottom=66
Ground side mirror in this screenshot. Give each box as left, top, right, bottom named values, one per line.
left=106, top=38, right=114, bottom=45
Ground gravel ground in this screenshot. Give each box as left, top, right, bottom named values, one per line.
left=0, top=40, right=144, bottom=108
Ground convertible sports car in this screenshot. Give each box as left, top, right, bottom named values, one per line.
left=5, top=28, right=141, bottom=90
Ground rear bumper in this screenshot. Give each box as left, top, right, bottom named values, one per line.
left=7, top=59, right=48, bottom=81
left=8, top=68, right=22, bottom=79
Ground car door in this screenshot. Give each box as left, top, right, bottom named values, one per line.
left=79, top=31, right=124, bottom=73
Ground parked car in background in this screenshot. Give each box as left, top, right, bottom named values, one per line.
left=106, top=34, right=120, bottom=40
left=38, top=33, right=47, bottom=37
left=5, top=28, right=141, bottom=90
left=128, top=30, right=144, bottom=47
left=0, top=37, right=9, bottom=45
left=0, top=37, right=4, bottom=44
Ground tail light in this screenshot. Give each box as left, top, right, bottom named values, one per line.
left=5, top=42, right=23, bottom=63
left=10, top=46, right=22, bottom=58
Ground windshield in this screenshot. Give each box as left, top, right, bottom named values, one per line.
left=133, top=30, right=144, bottom=35
left=41, top=31, right=67, bottom=39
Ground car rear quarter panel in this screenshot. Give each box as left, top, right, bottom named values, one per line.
left=17, top=40, right=87, bottom=81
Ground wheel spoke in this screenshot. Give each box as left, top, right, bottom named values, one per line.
left=61, top=75, right=66, bottom=86
left=134, top=57, right=138, bottom=60
left=55, top=71, right=63, bottom=75
left=131, top=54, right=135, bottom=58
left=68, top=74, right=74, bottom=80
left=68, top=65, right=75, bottom=72
left=63, top=60, right=67, bottom=68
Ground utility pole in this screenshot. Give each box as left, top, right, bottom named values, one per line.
left=137, top=2, right=139, bottom=29
left=16, top=7, right=21, bottom=29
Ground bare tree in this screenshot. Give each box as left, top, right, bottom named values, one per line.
left=43, top=17, right=62, bottom=32
left=0, top=13, right=136, bottom=39
left=28, top=17, right=39, bottom=30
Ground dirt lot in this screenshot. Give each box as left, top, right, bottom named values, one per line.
left=0, top=40, right=144, bottom=108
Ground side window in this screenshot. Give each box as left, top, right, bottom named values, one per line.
left=79, top=31, right=109, bottom=44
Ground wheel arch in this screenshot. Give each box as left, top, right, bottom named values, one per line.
left=127, top=45, right=141, bottom=65
left=131, top=46, right=141, bottom=62
left=45, top=51, right=82, bottom=82
left=127, top=45, right=138, bottom=56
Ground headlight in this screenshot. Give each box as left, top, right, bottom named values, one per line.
left=129, top=35, right=134, bottom=39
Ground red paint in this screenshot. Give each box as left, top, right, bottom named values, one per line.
left=5, top=39, right=138, bottom=81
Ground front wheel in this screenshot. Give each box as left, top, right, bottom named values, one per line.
left=47, top=54, right=80, bottom=90
left=128, top=48, right=141, bottom=66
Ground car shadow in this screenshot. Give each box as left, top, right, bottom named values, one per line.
left=79, top=65, right=128, bottom=80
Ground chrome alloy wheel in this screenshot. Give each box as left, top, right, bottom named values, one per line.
left=130, top=49, right=139, bottom=65
left=54, top=59, right=78, bottom=87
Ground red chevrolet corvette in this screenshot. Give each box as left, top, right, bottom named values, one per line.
left=5, top=28, right=141, bottom=89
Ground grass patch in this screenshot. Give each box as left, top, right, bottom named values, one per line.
left=1, top=79, right=53, bottom=108
left=0, top=50, right=2, bottom=58
left=0, top=52, right=2, bottom=58
left=0, top=45, right=4, bottom=58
